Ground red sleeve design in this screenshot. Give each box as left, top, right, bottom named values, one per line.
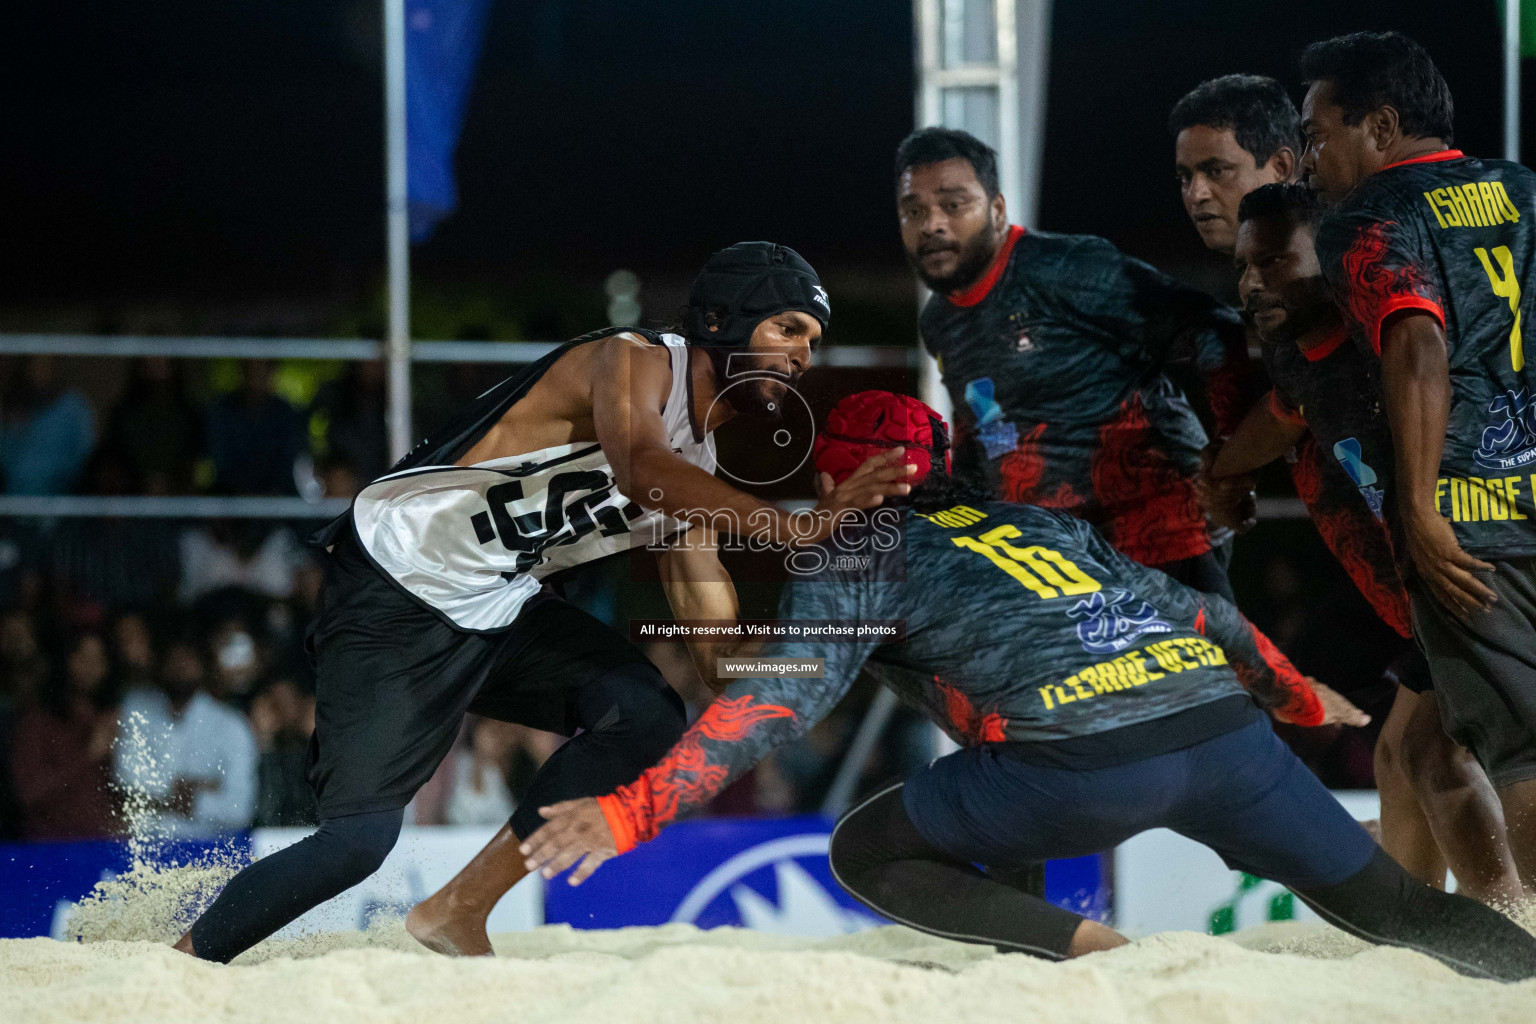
left=1289, top=438, right=1413, bottom=639
left=1086, top=395, right=1211, bottom=566
left=1339, top=221, right=1445, bottom=354
left=1202, top=330, right=1254, bottom=438
left=597, top=696, right=796, bottom=853
left=1232, top=624, right=1325, bottom=727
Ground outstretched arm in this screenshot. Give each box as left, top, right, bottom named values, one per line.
left=520, top=567, right=892, bottom=883
left=519, top=655, right=860, bottom=883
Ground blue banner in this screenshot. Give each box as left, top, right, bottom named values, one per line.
left=407, top=0, right=493, bottom=242
left=544, top=815, right=1111, bottom=935
left=1, top=823, right=1110, bottom=940
left=0, top=838, right=244, bottom=939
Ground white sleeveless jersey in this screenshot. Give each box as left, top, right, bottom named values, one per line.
left=352, top=334, right=714, bottom=632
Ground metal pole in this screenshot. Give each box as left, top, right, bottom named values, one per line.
left=1014, top=0, right=1052, bottom=229
left=819, top=688, right=901, bottom=818
left=1508, top=0, right=1522, bottom=164
left=914, top=0, right=950, bottom=423
left=384, top=0, right=413, bottom=461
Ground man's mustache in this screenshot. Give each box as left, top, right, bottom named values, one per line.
left=917, top=240, right=958, bottom=256
left=1243, top=298, right=1284, bottom=317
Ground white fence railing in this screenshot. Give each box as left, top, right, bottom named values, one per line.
left=0, top=334, right=917, bottom=367
left=0, top=333, right=1307, bottom=521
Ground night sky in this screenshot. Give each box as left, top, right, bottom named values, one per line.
left=0, top=0, right=1517, bottom=314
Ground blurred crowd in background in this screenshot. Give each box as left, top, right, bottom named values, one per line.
left=0, top=350, right=1396, bottom=845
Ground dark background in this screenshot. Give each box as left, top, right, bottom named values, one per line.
left=0, top=0, right=1516, bottom=334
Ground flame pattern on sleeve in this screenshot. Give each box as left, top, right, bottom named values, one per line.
left=597, top=695, right=797, bottom=852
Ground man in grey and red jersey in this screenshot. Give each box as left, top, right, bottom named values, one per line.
left=899, top=127, right=1252, bottom=599
left=513, top=392, right=1536, bottom=981
left=1303, top=30, right=1536, bottom=889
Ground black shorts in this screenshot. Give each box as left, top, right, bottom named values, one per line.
left=305, top=530, right=656, bottom=819
left=1410, top=556, right=1536, bottom=788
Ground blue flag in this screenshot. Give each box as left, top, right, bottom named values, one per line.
left=407, top=0, right=492, bottom=242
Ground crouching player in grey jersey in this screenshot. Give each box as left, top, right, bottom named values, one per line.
left=520, top=390, right=1536, bottom=982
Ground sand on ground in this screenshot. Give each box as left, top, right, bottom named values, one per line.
left=5, top=917, right=1536, bottom=1024
left=3, top=857, right=1532, bottom=1024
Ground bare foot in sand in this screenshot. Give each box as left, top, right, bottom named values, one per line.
left=405, top=896, right=493, bottom=957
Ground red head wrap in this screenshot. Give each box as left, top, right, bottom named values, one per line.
left=812, top=391, right=951, bottom=487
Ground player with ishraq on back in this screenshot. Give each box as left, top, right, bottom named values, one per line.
left=169, top=243, right=915, bottom=963
left=1302, top=31, right=1536, bottom=890
left=520, top=392, right=1536, bottom=982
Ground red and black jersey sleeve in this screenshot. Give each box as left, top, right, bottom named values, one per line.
left=1059, top=237, right=1252, bottom=435
left=1317, top=198, right=1445, bottom=355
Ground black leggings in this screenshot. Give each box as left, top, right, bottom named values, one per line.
left=829, top=784, right=1082, bottom=960
left=189, top=807, right=404, bottom=963
left=188, top=660, right=685, bottom=964
left=829, top=784, right=1536, bottom=981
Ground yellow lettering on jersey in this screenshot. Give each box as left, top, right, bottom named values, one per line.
left=1146, top=641, right=1184, bottom=674
left=1475, top=245, right=1524, bottom=371
left=918, top=505, right=988, bottom=528
left=1441, top=475, right=1536, bottom=522
left=1448, top=187, right=1477, bottom=227
left=952, top=536, right=1058, bottom=597
left=1468, top=477, right=1491, bottom=521
left=1431, top=188, right=1464, bottom=227
left=1425, top=182, right=1521, bottom=228
left=1463, top=183, right=1491, bottom=227
left=1044, top=644, right=1225, bottom=713
left=1494, top=181, right=1521, bottom=222
left=1423, top=191, right=1450, bottom=229
left=1488, top=477, right=1511, bottom=520
left=1479, top=182, right=1505, bottom=226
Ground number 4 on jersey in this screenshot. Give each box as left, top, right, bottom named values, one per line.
left=1475, top=245, right=1524, bottom=371
left=952, top=524, right=1101, bottom=598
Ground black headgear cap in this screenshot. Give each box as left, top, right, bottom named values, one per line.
left=685, top=242, right=830, bottom=347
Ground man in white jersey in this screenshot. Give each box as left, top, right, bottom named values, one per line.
left=172, top=243, right=914, bottom=962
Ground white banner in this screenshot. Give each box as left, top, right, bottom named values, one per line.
left=250, top=825, right=543, bottom=938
